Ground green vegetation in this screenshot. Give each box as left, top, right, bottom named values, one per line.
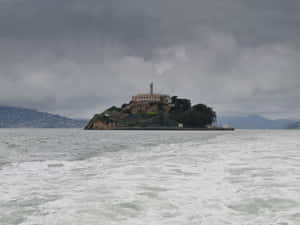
left=171, top=104, right=216, bottom=127
left=171, top=96, right=191, bottom=112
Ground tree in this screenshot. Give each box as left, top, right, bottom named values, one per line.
left=171, top=97, right=191, bottom=113
left=171, top=103, right=216, bottom=127
left=171, top=96, right=178, bottom=104
left=107, top=106, right=121, bottom=112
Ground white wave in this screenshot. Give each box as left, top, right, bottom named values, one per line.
left=0, top=130, right=300, bottom=225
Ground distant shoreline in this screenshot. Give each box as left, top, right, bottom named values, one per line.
left=85, top=127, right=234, bottom=131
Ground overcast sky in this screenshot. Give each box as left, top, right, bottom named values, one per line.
left=1, top=0, right=300, bottom=119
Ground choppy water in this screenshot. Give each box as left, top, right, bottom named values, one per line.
left=0, top=129, right=300, bottom=225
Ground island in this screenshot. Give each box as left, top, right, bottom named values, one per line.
left=85, top=83, right=234, bottom=131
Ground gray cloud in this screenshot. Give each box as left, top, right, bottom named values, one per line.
left=0, top=0, right=300, bottom=119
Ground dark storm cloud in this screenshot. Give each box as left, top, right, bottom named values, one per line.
left=1, top=0, right=300, bottom=118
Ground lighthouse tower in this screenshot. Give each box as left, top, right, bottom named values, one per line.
left=150, top=82, right=154, bottom=95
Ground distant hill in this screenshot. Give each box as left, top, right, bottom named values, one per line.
left=218, top=115, right=297, bottom=129
left=287, top=122, right=300, bottom=129
left=0, top=106, right=87, bottom=128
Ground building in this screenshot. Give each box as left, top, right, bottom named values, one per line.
left=132, top=83, right=171, bottom=104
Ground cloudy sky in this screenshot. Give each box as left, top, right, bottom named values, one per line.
left=1, top=0, right=300, bottom=119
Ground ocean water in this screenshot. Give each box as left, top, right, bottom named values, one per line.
left=0, top=129, right=300, bottom=225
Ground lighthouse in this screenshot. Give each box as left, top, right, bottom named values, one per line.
left=150, top=82, right=154, bottom=95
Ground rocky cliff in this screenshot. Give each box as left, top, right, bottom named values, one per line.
left=85, top=103, right=174, bottom=129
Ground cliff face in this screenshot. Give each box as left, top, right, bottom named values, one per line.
left=85, top=97, right=216, bottom=130
left=85, top=102, right=174, bottom=130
